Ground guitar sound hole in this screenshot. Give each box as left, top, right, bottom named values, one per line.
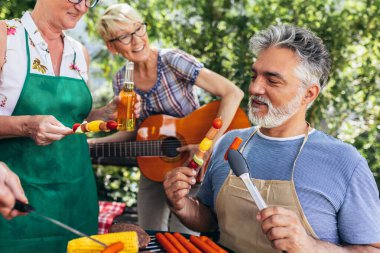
left=161, top=137, right=181, bottom=158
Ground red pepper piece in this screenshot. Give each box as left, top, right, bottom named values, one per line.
left=106, top=120, right=118, bottom=130
left=72, top=123, right=81, bottom=132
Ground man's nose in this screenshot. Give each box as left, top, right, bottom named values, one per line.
left=249, top=77, right=265, bottom=96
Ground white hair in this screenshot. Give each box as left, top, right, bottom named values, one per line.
left=250, top=25, right=331, bottom=90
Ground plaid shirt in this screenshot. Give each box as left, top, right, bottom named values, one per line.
left=112, top=49, right=203, bottom=122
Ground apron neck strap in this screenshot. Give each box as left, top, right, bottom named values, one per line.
left=239, top=123, right=311, bottom=181
left=24, top=30, right=31, bottom=73
left=291, top=122, right=311, bottom=180
left=239, top=128, right=258, bottom=153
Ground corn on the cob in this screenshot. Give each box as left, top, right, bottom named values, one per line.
left=67, top=231, right=138, bottom=253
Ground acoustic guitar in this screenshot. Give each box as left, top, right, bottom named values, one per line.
left=90, top=101, right=251, bottom=182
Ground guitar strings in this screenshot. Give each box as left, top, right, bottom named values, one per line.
left=89, top=139, right=210, bottom=157
left=89, top=139, right=208, bottom=147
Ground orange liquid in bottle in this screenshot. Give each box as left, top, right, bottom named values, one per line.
left=117, top=61, right=136, bottom=131
left=117, top=88, right=136, bottom=131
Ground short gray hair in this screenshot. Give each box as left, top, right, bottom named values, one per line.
left=249, top=25, right=331, bottom=89
left=97, top=4, right=143, bottom=42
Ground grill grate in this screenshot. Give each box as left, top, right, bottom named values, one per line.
left=139, top=235, right=165, bottom=252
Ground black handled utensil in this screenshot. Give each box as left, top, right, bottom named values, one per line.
left=227, top=150, right=287, bottom=253
left=227, top=149, right=267, bottom=210
left=14, top=200, right=35, bottom=213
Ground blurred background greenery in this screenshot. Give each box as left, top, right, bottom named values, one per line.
left=1, top=0, right=379, bottom=207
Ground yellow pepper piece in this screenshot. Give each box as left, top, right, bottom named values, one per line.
left=67, top=231, right=138, bottom=253
left=199, top=137, right=212, bottom=152
left=86, top=120, right=104, bottom=132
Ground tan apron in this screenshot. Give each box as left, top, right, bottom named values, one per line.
left=215, top=127, right=318, bottom=253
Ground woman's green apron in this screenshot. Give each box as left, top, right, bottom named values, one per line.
left=0, top=30, right=98, bottom=252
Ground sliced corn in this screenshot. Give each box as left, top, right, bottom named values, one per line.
left=67, top=231, right=138, bottom=253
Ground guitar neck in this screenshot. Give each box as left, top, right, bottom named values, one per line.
left=90, top=140, right=164, bottom=158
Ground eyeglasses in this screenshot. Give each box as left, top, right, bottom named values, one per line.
left=68, top=0, right=99, bottom=8
left=109, top=23, right=148, bottom=45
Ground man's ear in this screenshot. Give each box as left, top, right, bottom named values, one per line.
left=303, top=84, right=320, bottom=105
left=106, top=42, right=118, bottom=55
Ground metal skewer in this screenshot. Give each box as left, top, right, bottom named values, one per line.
left=14, top=200, right=107, bottom=247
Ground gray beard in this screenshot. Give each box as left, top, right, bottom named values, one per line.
left=248, top=90, right=304, bottom=128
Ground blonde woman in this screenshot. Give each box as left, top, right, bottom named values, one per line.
left=95, top=4, right=244, bottom=234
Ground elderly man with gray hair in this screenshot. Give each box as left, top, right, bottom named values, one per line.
left=164, top=24, right=380, bottom=253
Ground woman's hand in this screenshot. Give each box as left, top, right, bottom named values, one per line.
left=177, top=144, right=212, bottom=167
left=0, top=162, right=28, bottom=219
left=23, top=115, right=72, bottom=146
left=101, top=94, right=141, bottom=120
left=133, top=94, right=141, bottom=119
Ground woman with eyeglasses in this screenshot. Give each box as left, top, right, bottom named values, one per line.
left=0, top=0, right=140, bottom=252
left=94, top=3, right=244, bottom=234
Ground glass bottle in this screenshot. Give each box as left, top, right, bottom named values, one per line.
left=117, top=61, right=136, bottom=131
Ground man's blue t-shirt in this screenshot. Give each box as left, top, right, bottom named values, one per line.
left=197, top=127, right=380, bottom=245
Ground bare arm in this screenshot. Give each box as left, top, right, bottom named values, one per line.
left=195, top=68, right=244, bottom=142
left=0, top=116, right=29, bottom=138
left=87, top=130, right=137, bottom=144
left=176, top=68, right=244, bottom=164
left=0, top=21, right=6, bottom=70
left=0, top=24, right=32, bottom=140
left=0, top=115, right=73, bottom=145
left=163, top=167, right=218, bottom=232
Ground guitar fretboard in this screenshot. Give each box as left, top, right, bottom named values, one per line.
left=90, top=140, right=164, bottom=158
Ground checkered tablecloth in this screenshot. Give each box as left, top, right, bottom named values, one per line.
left=98, top=201, right=126, bottom=234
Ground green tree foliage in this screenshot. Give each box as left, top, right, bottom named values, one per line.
left=94, top=165, right=140, bottom=206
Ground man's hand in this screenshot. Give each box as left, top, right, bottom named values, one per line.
left=23, top=115, right=72, bottom=146
left=257, top=206, right=316, bottom=253
left=0, top=162, right=28, bottom=219
left=163, top=167, right=197, bottom=212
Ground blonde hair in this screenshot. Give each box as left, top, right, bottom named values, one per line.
left=97, top=3, right=143, bottom=42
